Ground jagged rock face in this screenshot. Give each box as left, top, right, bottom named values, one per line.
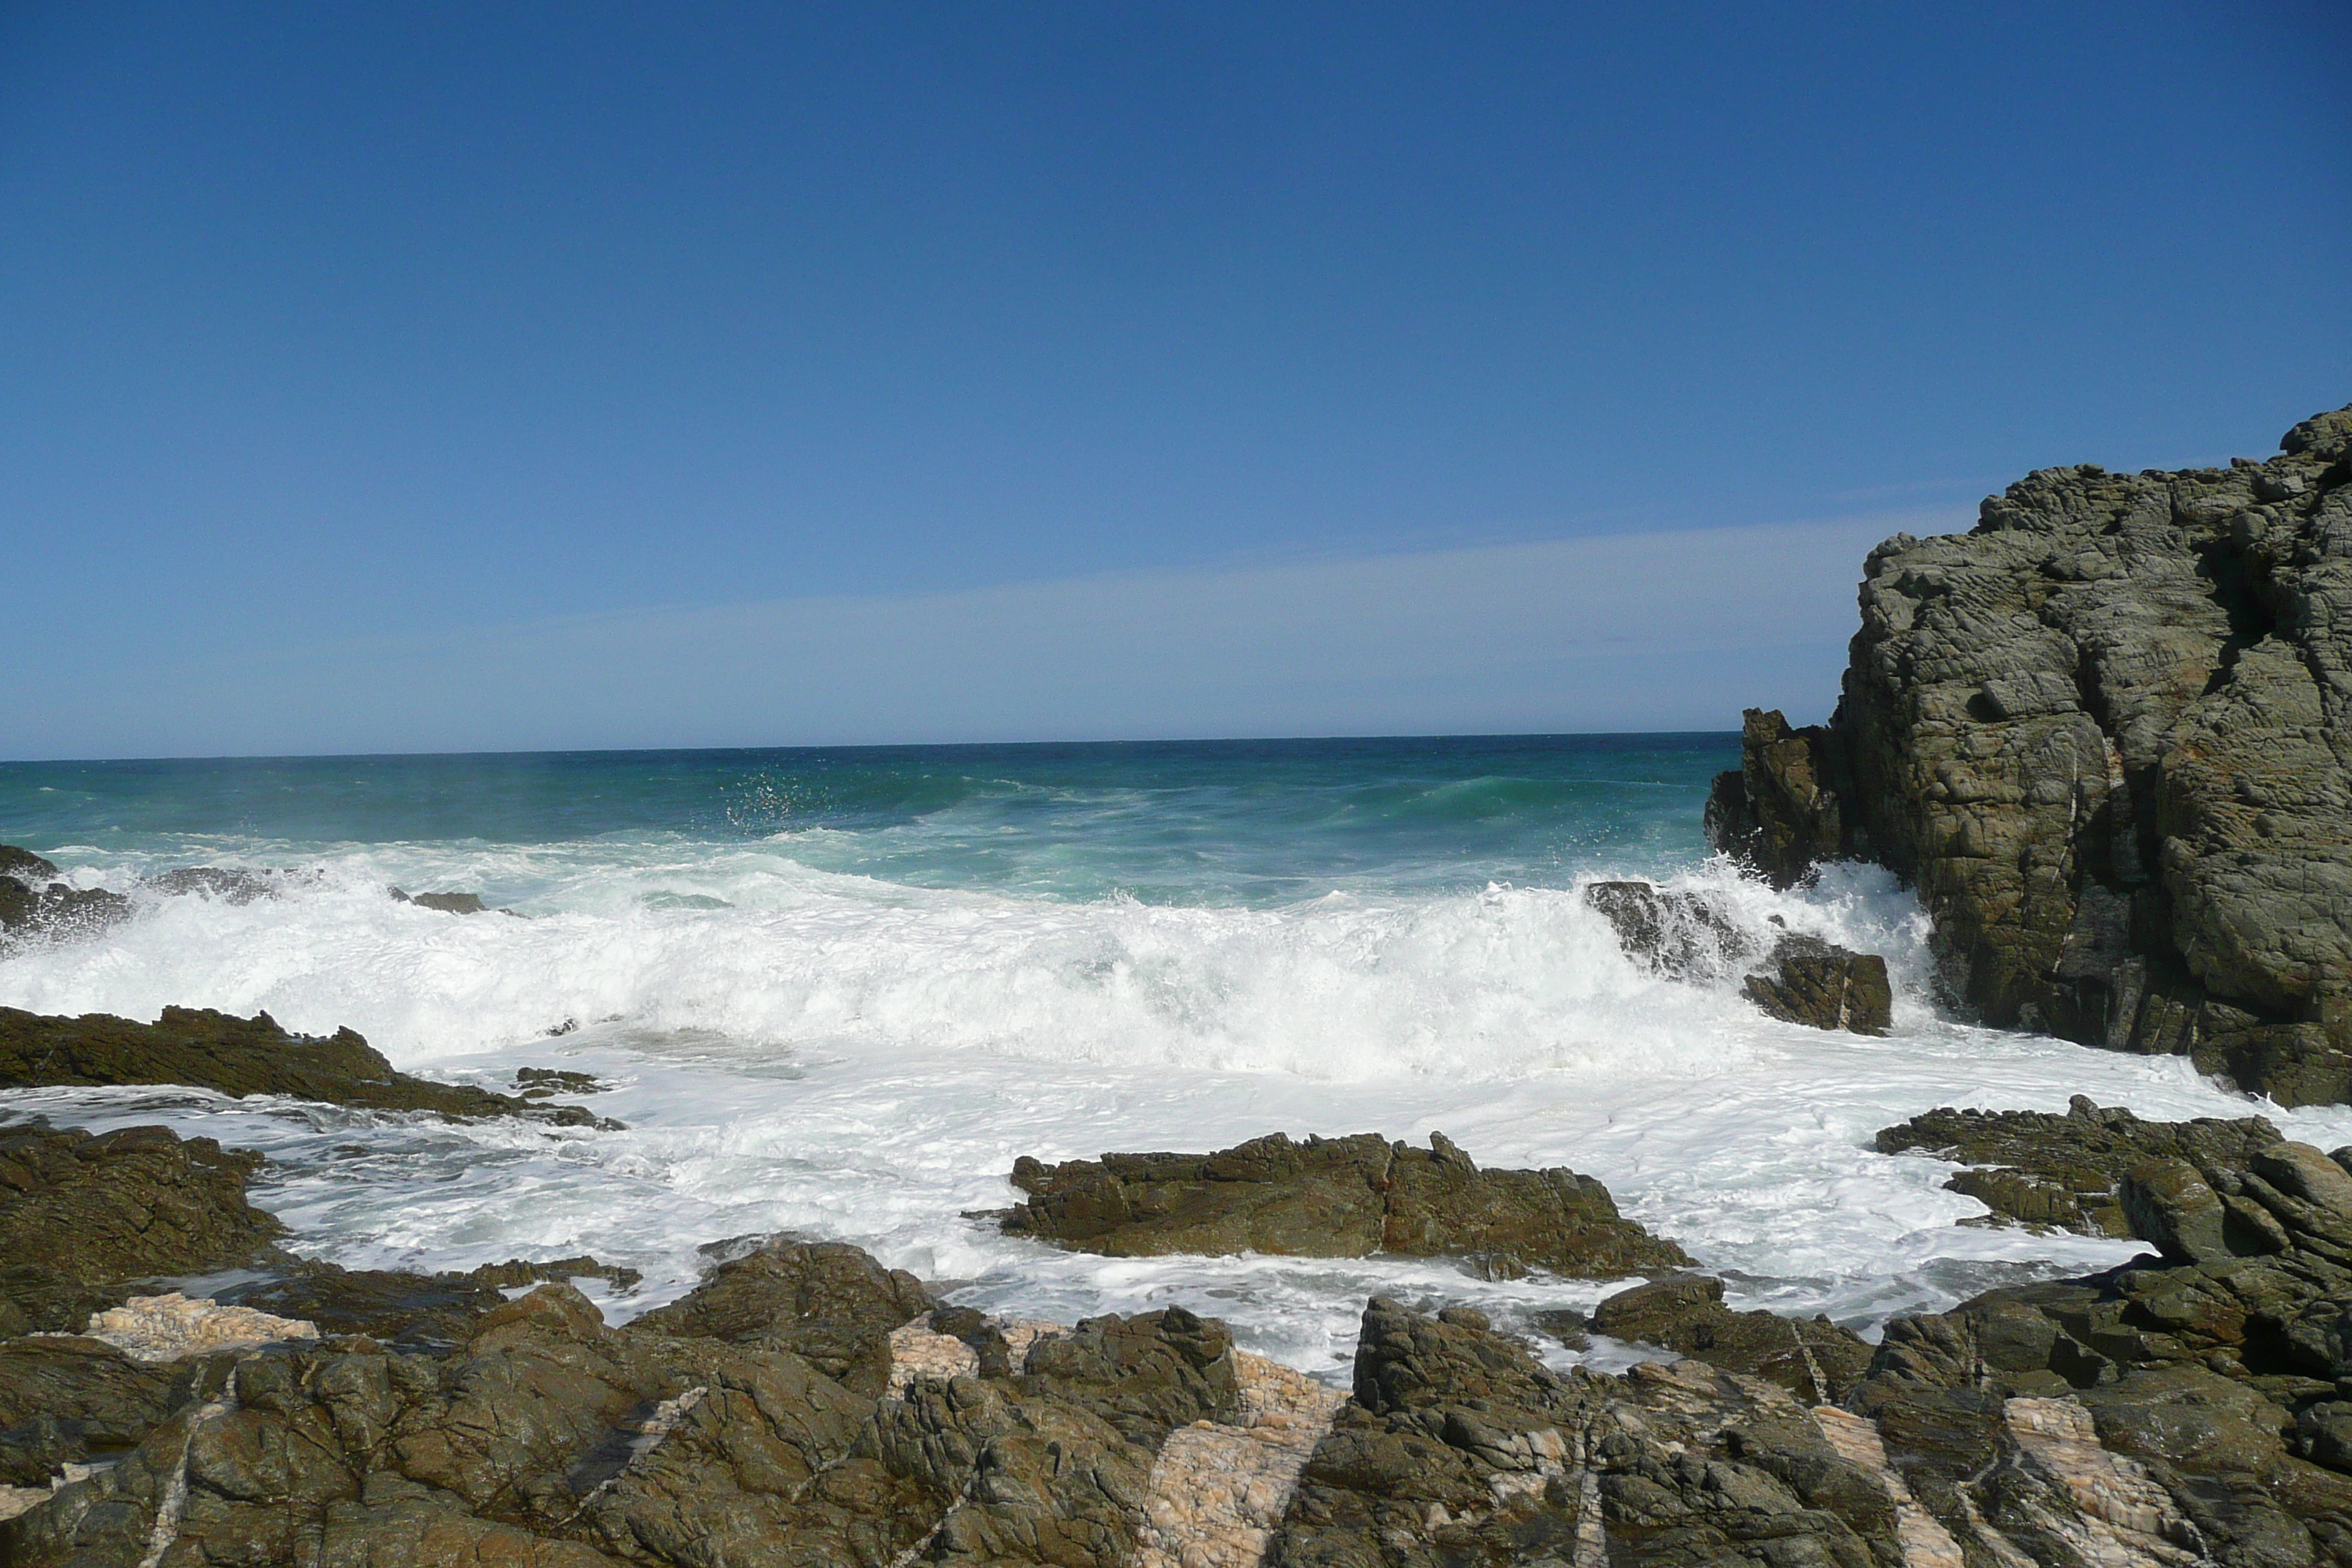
left=1589, top=1274, right=1873, bottom=1404
left=1711, top=404, right=2352, bottom=1104
left=1741, top=933, right=1892, bottom=1035
left=0, top=848, right=129, bottom=943
left=630, top=1240, right=935, bottom=1398
left=1003, top=1131, right=1693, bottom=1278
left=2, top=1283, right=1250, bottom=1568
left=1582, top=881, right=1893, bottom=1036
left=0, top=1006, right=615, bottom=1126
left=1877, top=1093, right=2289, bottom=1238
left=0, top=1120, right=286, bottom=1337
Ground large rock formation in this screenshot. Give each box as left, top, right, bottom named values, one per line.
left=1711, top=403, right=2352, bottom=1104
left=1001, top=1131, right=1693, bottom=1278
left=0, top=1006, right=615, bottom=1126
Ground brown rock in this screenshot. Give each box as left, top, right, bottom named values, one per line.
left=1003, top=1131, right=1691, bottom=1277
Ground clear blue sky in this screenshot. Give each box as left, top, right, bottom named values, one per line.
left=4, top=3, right=2346, bottom=758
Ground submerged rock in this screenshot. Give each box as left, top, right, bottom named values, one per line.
left=1581, top=880, right=1757, bottom=980
left=1711, top=404, right=2352, bottom=1104
left=0, top=1005, right=618, bottom=1126
left=389, top=886, right=494, bottom=914
left=1877, top=1093, right=2287, bottom=1237
left=1001, top=1131, right=1692, bottom=1277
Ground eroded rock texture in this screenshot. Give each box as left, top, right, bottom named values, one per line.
left=1711, top=404, right=2352, bottom=1104
left=1878, top=1094, right=2288, bottom=1238
left=0, top=1119, right=286, bottom=1338
left=1002, top=1131, right=1692, bottom=1278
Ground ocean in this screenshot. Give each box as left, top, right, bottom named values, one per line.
left=4, top=734, right=2343, bottom=1377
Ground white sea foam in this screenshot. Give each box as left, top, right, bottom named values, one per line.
left=5, top=844, right=2345, bottom=1376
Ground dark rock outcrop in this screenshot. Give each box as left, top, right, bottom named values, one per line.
left=0, top=1006, right=616, bottom=1126
left=1271, top=1116, right=2352, bottom=1568
left=0, top=1119, right=285, bottom=1337
left=1711, top=404, right=2352, bottom=1104
left=1877, top=1093, right=2287, bottom=1237
left=1583, top=881, right=1893, bottom=1035
left=631, top=1239, right=934, bottom=1398
left=4, top=1278, right=1248, bottom=1567
left=1741, top=932, right=1893, bottom=1035
left=1002, top=1131, right=1693, bottom=1278
left=390, top=886, right=494, bottom=915
left=1581, top=881, right=1757, bottom=980
left=0, top=848, right=128, bottom=943
left=1590, top=1273, right=1873, bottom=1403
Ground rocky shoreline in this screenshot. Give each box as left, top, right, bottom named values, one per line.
left=7, top=1003, right=2352, bottom=1566
left=4, top=405, right=2351, bottom=1563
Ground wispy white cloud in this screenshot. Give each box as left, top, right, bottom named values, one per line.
left=12, top=510, right=1959, bottom=758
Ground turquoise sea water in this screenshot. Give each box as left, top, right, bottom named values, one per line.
left=5, top=732, right=2340, bottom=1371
left=0, top=734, right=1732, bottom=906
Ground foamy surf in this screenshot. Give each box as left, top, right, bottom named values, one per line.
left=4, top=739, right=2341, bottom=1376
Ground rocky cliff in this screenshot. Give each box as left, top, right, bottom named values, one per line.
left=1711, top=402, right=2352, bottom=1105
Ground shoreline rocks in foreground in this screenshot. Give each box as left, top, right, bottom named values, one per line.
left=1000, top=1131, right=1694, bottom=1278
left=1711, top=401, right=2352, bottom=1105
left=21, top=1107, right=2352, bottom=1562
left=0, top=1005, right=617, bottom=1126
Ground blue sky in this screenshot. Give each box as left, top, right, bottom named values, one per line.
left=4, top=3, right=2346, bottom=758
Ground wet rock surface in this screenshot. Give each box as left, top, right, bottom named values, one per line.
left=1877, top=1093, right=2291, bottom=1237
left=1583, top=881, right=1894, bottom=1035
left=631, top=1238, right=936, bottom=1398
left=1002, top=1131, right=1693, bottom=1278
left=1710, top=404, right=2352, bottom=1104
left=1741, top=932, right=1893, bottom=1035
left=0, top=847, right=129, bottom=943
left=0, top=1004, right=617, bottom=1125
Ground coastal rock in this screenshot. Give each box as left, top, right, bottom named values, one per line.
left=1589, top=1273, right=1873, bottom=1403
left=0, top=1119, right=284, bottom=1337
left=1711, top=404, right=2352, bottom=1104
left=631, top=1238, right=935, bottom=1398
left=1, top=1276, right=1256, bottom=1568
left=1703, top=708, right=1855, bottom=889
left=0, top=1005, right=618, bottom=1126
left=1583, top=881, right=1895, bottom=1035
left=1876, top=1094, right=2286, bottom=1237
left=1581, top=881, right=1757, bottom=980
left=390, top=886, right=493, bottom=914
left=1741, top=932, right=1893, bottom=1034
left=217, top=1254, right=638, bottom=1350
left=1002, top=1131, right=1692, bottom=1277
left=0, top=847, right=128, bottom=943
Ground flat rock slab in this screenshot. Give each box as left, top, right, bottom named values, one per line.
left=1003, top=1130, right=1692, bottom=1277
left=0, top=1004, right=615, bottom=1126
